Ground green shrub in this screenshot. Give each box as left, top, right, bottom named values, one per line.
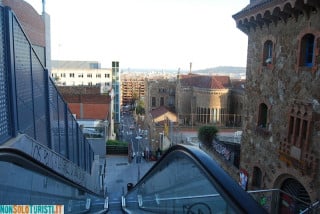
left=107, top=140, right=127, bottom=146
left=198, top=125, right=219, bottom=147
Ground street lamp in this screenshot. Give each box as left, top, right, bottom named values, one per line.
left=103, top=120, right=109, bottom=143
left=135, top=135, right=142, bottom=180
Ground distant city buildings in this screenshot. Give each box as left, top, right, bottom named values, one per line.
left=121, top=74, right=146, bottom=106
left=142, top=72, right=244, bottom=150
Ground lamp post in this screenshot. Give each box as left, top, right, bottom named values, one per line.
left=103, top=120, right=109, bottom=143
left=135, top=135, right=142, bottom=180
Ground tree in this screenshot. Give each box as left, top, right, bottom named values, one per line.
left=135, top=100, right=145, bottom=115
left=198, top=125, right=219, bottom=147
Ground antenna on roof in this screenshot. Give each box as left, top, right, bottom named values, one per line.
left=189, top=62, right=192, bottom=74
left=42, top=0, right=46, bottom=14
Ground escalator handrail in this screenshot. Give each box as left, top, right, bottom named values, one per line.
left=0, top=147, right=103, bottom=198
left=126, top=144, right=267, bottom=214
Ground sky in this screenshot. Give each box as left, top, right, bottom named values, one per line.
left=25, top=0, right=249, bottom=71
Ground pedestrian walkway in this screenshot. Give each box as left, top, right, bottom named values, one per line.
left=105, top=155, right=155, bottom=204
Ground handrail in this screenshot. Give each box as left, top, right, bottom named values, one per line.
left=248, top=188, right=311, bottom=207
left=124, top=144, right=267, bottom=213
left=0, top=147, right=100, bottom=197
left=301, top=200, right=320, bottom=214
left=0, top=146, right=109, bottom=213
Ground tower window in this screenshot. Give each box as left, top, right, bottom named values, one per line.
left=258, top=103, right=268, bottom=128
left=263, top=40, right=273, bottom=65
left=300, top=34, right=315, bottom=67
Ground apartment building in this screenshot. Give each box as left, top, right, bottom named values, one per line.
left=121, top=74, right=146, bottom=106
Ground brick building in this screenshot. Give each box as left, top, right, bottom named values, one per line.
left=58, top=86, right=110, bottom=120
left=233, top=0, right=320, bottom=209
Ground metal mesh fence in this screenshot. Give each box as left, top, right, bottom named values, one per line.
left=0, top=7, right=11, bottom=143
left=0, top=7, right=94, bottom=173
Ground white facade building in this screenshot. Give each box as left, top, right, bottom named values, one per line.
left=51, top=60, right=112, bottom=93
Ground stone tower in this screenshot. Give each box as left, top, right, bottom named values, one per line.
left=233, top=0, right=320, bottom=210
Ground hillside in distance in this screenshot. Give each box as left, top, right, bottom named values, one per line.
left=121, top=66, right=246, bottom=79
left=194, top=66, right=246, bottom=79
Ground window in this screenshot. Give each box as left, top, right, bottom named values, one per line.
left=300, top=34, right=315, bottom=67
left=88, top=82, right=92, bottom=86
left=87, top=74, right=92, bottom=78
left=60, top=73, right=66, bottom=78
left=160, top=97, right=164, bottom=106
left=287, top=103, right=313, bottom=149
left=70, top=73, right=75, bottom=78
left=78, top=73, right=83, bottom=78
left=151, top=97, right=156, bottom=107
left=263, top=40, right=273, bottom=65
left=105, top=74, right=110, bottom=78
left=252, top=167, right=262, bottom=188
left=96, top=74, right=101, bottom=78
left=258, top=103, right=268, bottom=128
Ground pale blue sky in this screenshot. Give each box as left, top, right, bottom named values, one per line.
left=26, top=0, right=249, bottom=70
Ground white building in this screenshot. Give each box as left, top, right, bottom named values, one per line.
left=51, top=60, right=112, bottom=93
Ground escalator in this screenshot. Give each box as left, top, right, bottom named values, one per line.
left=0, top=138, right=107, bottom=213
left=119, top=144, right=267, bottom=213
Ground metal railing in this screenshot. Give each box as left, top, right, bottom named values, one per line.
left=249, top=189, right=319, bottom=214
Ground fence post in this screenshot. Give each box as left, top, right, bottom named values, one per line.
left=4, top=7, right=18, bottom=138
left=44, top=70, right=52, bottom=148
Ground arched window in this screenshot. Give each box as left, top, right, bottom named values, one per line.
left=252, top=167, right=262, bottom=188
left=300, top=34, right=315, bottom=67
left=258, top=103, right=268, bottom=128
left=263, top=40, right=273, bottom=65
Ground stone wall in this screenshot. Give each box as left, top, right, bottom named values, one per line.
left=241, top=13, right=320, bottom=201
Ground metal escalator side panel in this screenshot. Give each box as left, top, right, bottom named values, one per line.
left=124, top=144, right=267, bottom=214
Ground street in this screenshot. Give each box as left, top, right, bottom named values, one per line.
left=120, top=111, right=149, bottom=162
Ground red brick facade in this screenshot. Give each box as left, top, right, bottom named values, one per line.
left=58, top=86, right=111, bottom=120
left=68, top=102, right=109, bottom=120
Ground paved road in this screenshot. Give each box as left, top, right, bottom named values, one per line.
left=120, top=112, right=149, bottom=161
left=105, top=154, right=155, bottom=211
